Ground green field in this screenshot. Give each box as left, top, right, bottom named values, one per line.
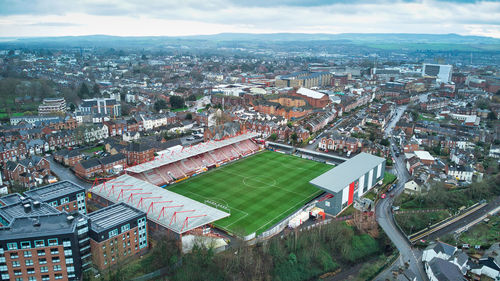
left=167, top=151, right=332, bottom=236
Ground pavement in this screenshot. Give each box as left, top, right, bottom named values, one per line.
left=47, top=155, right=92, bottom=189
left=375, top=104, right=428, bottom=281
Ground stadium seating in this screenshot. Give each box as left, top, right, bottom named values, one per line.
left=180, top=158, right=199, bottom=173
left=209, top=150, right=227, bottom=163
left=143, top=170, right=166, bottom=186
left=128, top=138, right=260, bottom=186
left=190, top=155, right=204, bottom=168
left=166, top=163, right=185, bottom=179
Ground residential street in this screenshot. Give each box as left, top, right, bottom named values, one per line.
left=48, top=155, right=92, bottom=189
left=375, top=104, right=427, bottom=281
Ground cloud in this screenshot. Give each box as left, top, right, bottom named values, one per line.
left=0, top=0, right=499, bottom=37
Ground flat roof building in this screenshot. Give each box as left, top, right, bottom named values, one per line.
left=0, top=199, right=91, bottom=281
left=88, top=203, right=147, bottom=269
left=24, top=181, right=87, bottom=214
left=310, top=153, right=386, bottom=216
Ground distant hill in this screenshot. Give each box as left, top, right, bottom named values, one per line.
left=1, top=33, right=499, bottom=51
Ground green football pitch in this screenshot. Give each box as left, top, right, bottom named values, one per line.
left=167, top=151, right=333, bottom=236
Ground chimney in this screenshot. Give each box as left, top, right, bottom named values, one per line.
left=23, top=203, right=31, bottom=213
left=33, top=219, right=41, bottom=227
left=67, top=216, right=74, bottom=223
left=33, top=201, right=41, bottom=208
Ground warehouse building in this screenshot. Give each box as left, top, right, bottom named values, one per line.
left=310, top=153, right=386, bottom=216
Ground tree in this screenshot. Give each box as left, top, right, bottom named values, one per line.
left=487, top=112, right=497, bottom=120
left=269, top=133, right=277, bottom=141
left=290, top=133, right=298, bottom=144
left=380, top=138, right=390, bottom=146
left=187, top=94, right=197, bottom=101
left=287, top=121, right=293, bottom=128
left=154, top=99, right=167, bottom=112
left=69, top=103, right=76, bottom=112
left=92, top=83, right=100, bottom=96
left=185, top=113, right=192, bottom=120
left=78, top=83, right=90, bottom=99
left=170, top=96, right=185, bottom=109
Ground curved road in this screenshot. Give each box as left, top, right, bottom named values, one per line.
left=375, top=104, right=427, bottom=281
left=47, top=156, right=92, bottom=189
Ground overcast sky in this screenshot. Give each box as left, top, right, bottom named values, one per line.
left=0, top=0, right=499, bottom=38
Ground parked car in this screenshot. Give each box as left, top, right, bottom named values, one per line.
left=381, top=193, right=387, bottom=199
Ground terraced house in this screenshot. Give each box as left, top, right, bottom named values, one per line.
left=4, top=156, right=50, bottom=189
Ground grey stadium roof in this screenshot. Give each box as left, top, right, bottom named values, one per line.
left=90, top=174, right=230, bottom=234
left=126, top=132, right=259, bottom=174
left=309, top=153, right=385, bottom=194
left=88, top=202, right=144, bottom=233
left=24, top=181, right=85, bottom=202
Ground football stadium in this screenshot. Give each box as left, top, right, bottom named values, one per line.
left=90, top=132, right=385, bottom=241
left=168, top=151, right=332, bottom=236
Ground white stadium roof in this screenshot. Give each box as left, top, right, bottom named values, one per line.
left=90, top=174, right=230, bottom=234
left=126, top=132, right=259, bottom=174
left=310, top=153, right=385, bottom=194
left=297, top=87, right=326, bottom=99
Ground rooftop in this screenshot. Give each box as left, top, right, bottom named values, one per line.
left=0, top=193, right=23, bottom=206
left=24, top=181, right=86, bottom=203
left=90, top=174, right=230, bottom=234
left=414, top=150, right=435, bottom=161
left=309, top=153, right=385, bottom=194
left=0, top=212, right=84, bottom=241
left=88, top=203, right=144, bottom=233
left=296, top=87, right=326, bottom=99
left=0, top=200, right=60, bottom=225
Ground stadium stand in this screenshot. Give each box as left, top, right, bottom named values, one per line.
left=125, top=133, right=261, bottom=186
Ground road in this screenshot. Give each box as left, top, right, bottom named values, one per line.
left=304, top=118, right=343, bottom=151
left=375, top=104, right=427, bottom=281
left=48, top=156, right=92, bottom=189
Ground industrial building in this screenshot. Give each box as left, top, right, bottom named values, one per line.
left=310, top=153, right=386, bottom=216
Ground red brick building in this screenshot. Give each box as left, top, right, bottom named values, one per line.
left=54, top=149, right=83, bottom=167
left=289, top=87, right=330, bottom=108
left=88, top=203, right=148, bottom=270
left=74, top=153, right=127, bottom=179
left=4, top=156, right=50, bottom=188
left=125, top=143, right=154, bottom=166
